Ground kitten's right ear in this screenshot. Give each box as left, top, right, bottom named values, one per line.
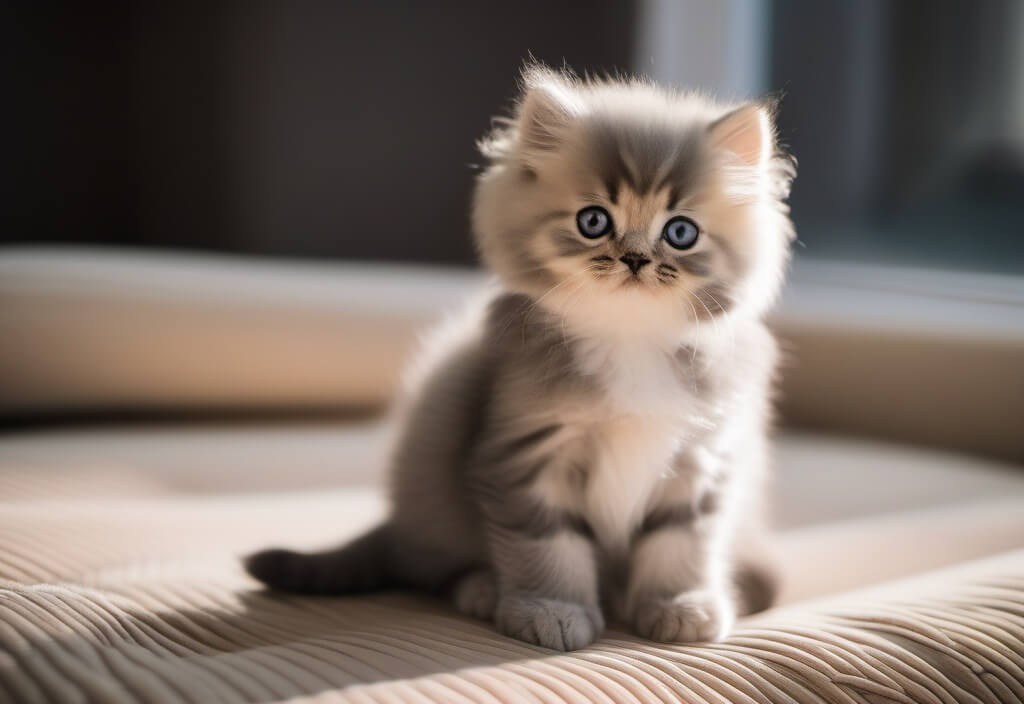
left=516, top=66, right=584, bottom=155
left=708, top=101, right=775, bottom=168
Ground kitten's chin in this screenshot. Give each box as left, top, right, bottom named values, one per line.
left=537, top=282, right=696, bottom=341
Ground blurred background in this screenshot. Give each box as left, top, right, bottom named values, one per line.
left=5, top=0, right=1023, bottom=272
left=2, top=0, right=1022, bottom=463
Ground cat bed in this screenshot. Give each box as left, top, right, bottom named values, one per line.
left=3, top=247, right=1023, bottom=701
left=4, top=552, right=1024, bottom=704
left=2, top=426, right=1023, bottom=703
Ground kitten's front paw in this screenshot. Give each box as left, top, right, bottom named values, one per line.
left=495, top=596, right=604, bottom=651
left=632, top=589, right=734, bottom=643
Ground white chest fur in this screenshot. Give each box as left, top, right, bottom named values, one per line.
left=573, top=336, right=688, bottom=414
left=570, top=336, right=701, bottom=550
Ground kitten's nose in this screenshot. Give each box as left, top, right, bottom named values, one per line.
left=619, top=253, right=652, bottom=275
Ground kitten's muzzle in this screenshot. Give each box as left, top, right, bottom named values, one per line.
left=619, top=253, right=652, bottom=275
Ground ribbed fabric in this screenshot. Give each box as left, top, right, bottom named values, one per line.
left=2, top=558, right=1023, bottom=703
left=2, top=483, right=1023, bottom=704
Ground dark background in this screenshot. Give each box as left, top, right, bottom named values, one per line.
left=5, top=1, right=1023, bottom=272
left=4, top=2, right=634, bottom=265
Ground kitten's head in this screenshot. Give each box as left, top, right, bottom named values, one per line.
left=472, top=64, right=795, bottom=338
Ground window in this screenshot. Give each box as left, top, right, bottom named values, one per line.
left=639, top=0, right=1024, bottom=274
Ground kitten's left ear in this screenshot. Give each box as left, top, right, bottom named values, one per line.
left=708, top=102, right=775, bottom=168
left=516, top=66, right=585, bottom=154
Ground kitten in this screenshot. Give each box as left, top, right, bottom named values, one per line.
left=245, top=64, right=795, bottom=651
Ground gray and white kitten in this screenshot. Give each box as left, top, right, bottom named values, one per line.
left=246, top=65, right=795, bottom=651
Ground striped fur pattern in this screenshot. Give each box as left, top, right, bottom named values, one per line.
left=246, top=64, right=796, bottom=651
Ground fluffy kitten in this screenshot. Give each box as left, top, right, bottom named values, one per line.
left=246, top=65, right=795, bottom=651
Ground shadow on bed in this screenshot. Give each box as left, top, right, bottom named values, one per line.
left=1, top=584, right=576, bottom=702
left=3, top=560, right=1024, bottom=703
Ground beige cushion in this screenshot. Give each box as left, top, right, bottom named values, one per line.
left=2, top=422, right=1023, bottom=600
left=3, top=421, right=1022, bottom=528
left=0, top=247, right=478, bottom=414
left=774, top=261, right=1024, bottom=463
left=4, top=247, right=1023, bottom=465
left=4, top=550, right=1024, bottom=703
left=5, top=250, right=1024, bottom=701
left=1, top=469, right=1023, bottom=702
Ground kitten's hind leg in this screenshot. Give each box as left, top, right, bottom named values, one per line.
left=451, top=568, right=498, bottom=621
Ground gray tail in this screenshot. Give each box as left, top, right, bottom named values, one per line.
left=733, top=559, right=780, bottom=616
left=244, top=523, right=396, bottom=595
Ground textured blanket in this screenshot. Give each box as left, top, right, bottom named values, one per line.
left=2, top=480, right=1022, bottom=703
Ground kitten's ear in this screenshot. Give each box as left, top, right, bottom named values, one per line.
left=708, top=102, right=775, bottom=168
left=516, top=67, right=584, bottom=154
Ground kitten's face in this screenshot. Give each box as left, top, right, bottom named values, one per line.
left=473, top=68, right=794, bottom=337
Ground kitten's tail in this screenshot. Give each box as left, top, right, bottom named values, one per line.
left=733, top=558, right=780, bottom=616
left=244, top=523, right=396, bottom=595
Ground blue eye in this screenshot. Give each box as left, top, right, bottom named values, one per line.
left=576, top=206, right=612, bottom=239
left=662, top=216, right=700, bottom=249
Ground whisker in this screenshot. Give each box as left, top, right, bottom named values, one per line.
left=531, top=264, right=600, bottom=308
left=692, top=291, right=735, bottom=369
left=700, top=287, right=737, bottom=361
left=523, top=264, right=602, bottom=335
left=682, top=297, right=702, bottom=353
left=555, top=276, right=593, bottom=347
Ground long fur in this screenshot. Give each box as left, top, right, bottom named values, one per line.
left=246, top=63, right=796, bottom=651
